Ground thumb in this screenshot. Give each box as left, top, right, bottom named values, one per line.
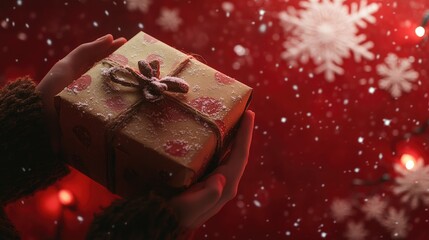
left=171, top=174, right=225, bottom=228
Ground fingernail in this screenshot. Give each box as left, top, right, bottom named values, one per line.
left=96, top=34, right=109, bottom=41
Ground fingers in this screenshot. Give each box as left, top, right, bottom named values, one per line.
left=37, top=35, right=126, bottom=98
left=214, top=110, right=255, bottom=182
left=228, top=110, right=255, bottom=169
left=170, top=173, right=225, bottom=228
left=63, top=34, right=126, bottom=79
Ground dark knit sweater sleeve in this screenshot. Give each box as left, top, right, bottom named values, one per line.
left=0, top=77, right=69, bottom=204
left=86, top=193, right=188, bottom=240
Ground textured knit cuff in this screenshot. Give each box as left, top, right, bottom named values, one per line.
left=0, top=77, right=69, bottom=204
left=86, top=193, right=186, bottom=240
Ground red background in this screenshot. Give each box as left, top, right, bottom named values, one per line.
left=2, top=0, right=429, bottom=239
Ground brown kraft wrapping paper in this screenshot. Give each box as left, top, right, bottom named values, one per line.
left=55, top=31, right=252, bottom=198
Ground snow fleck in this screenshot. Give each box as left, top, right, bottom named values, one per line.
left=253, top=200, right=261, bottom=207
left=281, top=117, right=287, bottom=123
left=46, top=39, right=52, bottom=46
left=17, top=0, right=23, bottom=6
left=156, top=8, right=183, bottom=32
left=259, top=24, right=267, bottom=33
left=77, top=215, right=84, bottom=223
left=126, top=0, right=152, bottom=13
left=321, top=232, right=327, bottom=238
left=344, top=221, right=368, bottom=240
left=377, top=53, right=419, bottom=98
left=138, top=22, right=144, bottom=29
left=357, top=137, right=364, bottom=143
left=331, top=198, right=353, bottom=222
left=392, top=158, right=429, bottom=209
left=279, top=0, right=379, bottom=82
left=382, top=118, right=392, bottom=126
left=368, top=87, right=376, bottom=94
left=234, top=44, right=247, bottom=56
left=93, top=21, right=99, bottom=27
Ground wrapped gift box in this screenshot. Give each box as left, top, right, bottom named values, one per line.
left=55, top=31, right=252, bottom=197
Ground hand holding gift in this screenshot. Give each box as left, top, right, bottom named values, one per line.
left=36, top=34, right=127, bottom=154
left=33, top=33, right=255, bottom=235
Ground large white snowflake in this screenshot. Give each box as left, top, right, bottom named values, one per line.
left=279, top=0, right=379, bottom=82
left=392, top=158, right=429, bottom=209
left=331, top=198, right=353, bottom=222
left=126, top=0, right=152, bottom=13
left=381, top=207, right=408, bottom=239
left=377, top=53, right=419, bottom=98
left=344, top=221, right=368, bottom=240
left=361, top=195, right=387, bottom=220
left=156, top=8, right=183, bottom=32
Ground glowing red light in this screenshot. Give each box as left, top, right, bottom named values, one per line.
left=58, top=189, right=74, bottom=206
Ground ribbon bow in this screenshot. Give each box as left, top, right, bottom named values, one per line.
left=103, top=59, right=190, bottom=102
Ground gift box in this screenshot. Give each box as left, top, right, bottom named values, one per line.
left=54, top=32, right=252, bottom=197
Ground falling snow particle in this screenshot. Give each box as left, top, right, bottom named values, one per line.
left=93, top=21, right=99, bottom=27
left=281, top=117, right=287, bottom=123
left=253, top=200, right=262, bottom=207
left=46, top=39, right=52, bottom=46
left=234, top=44, right=247, bottom=56
left=357, top=137, right=364, bottom=143
left=77, top=215, right=84, bottom=223
left=383, top=118, right=391, bottom=126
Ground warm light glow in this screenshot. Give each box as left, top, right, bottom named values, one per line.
left=415, top=26, right=426, bottom=38
left=58, top=189, right=74, bottom=206
left=400, top=154, right=416, bottom=170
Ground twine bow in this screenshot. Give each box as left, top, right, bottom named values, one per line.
left=100, top=56, right=225, bottom=193
left=103, top=59, right=190, bottom=102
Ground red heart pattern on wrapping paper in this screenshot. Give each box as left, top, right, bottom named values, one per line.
left=163, top=140, right=190, bottom=157
left=67, top=74, right=92, bottom=92
left=107, top=53, right=128, bottom=65
left=215, top=71, right=235, bottom=85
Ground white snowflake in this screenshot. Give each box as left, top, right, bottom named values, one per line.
left=278, top=0, right=379, bottom=82
left=377, top=53, right=419, bottom=98
left=156, top=8, right=183, bottom=32
left=331, top=198, right=353, bottom=222
left=381, top=207, right=408, bottom=239
left=361, top=195, right=387, bottom=220
left=344, top=221, right=368, bottom=240
left=126, top=0, right=152, bottom=13
left=392, top=158, right=429, bottom=209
